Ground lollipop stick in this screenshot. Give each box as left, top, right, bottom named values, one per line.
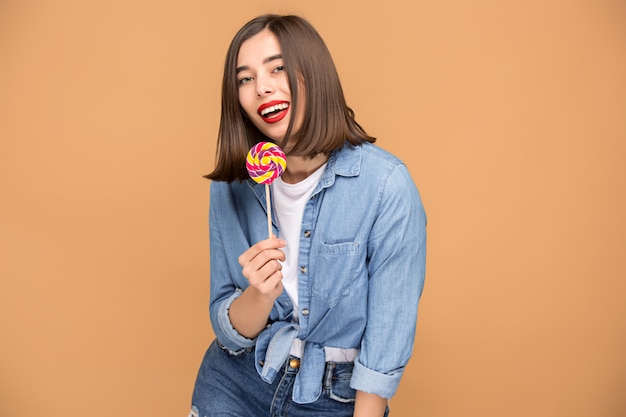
left=265, top=183, right=272, bottom=237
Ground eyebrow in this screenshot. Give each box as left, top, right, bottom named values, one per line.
left=236, top=54, right=283, bottom=74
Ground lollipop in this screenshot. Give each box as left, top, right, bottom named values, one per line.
left=246, top=142, right=286, bottom=184
left=246, top=142, right=287, bottom=237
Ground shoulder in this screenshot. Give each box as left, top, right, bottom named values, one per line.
left=332, top=142, right=405, bottom=179
left=359, top=141, right=401, bottom=161
left=357, top=143, right=420, bottom=200
left=358, top=142, right=405, bottom=171
left=210, top=179, right=252, bottom=195
left=351, top=142, right=412, bottom=184
left=330, top=142, right=418, bottom=201
left=210, top=180, right=257, bottom=209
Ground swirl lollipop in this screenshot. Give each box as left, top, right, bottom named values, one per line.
left=246, top=142, right=287, bottom=236
left=246, top=142, right=286, bottom=184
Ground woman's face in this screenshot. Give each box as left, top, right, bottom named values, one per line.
left=236, top=29, right=304, bottom=145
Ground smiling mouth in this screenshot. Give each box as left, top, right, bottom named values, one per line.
left=258, top=101, right=290, bottom=123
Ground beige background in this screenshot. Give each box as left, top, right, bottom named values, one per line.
left=1, top=1, right=625, bottom=416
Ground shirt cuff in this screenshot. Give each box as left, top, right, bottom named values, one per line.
left=215, top=289, right=257, bottom=352
left=350, top=359, right=405, bottom=399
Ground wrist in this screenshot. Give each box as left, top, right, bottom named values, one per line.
left=246, top=283, right=282, bottom=305
left=354, top=390, right=388, bottom=417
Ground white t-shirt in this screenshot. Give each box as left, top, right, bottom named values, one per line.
left=272, top=163, right=358, bottom=362
left=272, top=164, right=326, bottom=321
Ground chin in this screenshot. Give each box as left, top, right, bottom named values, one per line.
left=262, top=131, right=288, bottom=145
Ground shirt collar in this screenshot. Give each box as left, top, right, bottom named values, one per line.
left=317, top=143, right=362, bottom=190
left=247, top=143, right=363, bottom=194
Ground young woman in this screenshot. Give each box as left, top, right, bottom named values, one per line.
left=190, top=14, right=426, bottom=417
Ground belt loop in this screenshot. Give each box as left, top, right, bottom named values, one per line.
left=323, top=361, right=336, bottom=390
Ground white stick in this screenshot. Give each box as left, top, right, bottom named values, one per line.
left=266, top=183, right=272, bottom=237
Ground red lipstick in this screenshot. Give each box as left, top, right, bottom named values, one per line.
left=257, top=100, right=290, bottom=124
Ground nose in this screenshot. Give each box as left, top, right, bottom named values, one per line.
left=255, top=73, right=274, bottom=97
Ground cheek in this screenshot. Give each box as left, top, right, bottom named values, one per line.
left=238, top=92, right=255, bottom=118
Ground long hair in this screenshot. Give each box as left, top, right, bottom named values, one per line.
left=206, top=15, right=375, bottom=182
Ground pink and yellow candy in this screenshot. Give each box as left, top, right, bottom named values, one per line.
left=246, top=142, right=286, bottom=185
left=246, top=142, right=287, bottom=237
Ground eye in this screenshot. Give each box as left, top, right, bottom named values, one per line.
left=272, top=65, right=285, bottom=73
left=238, top=76, right=253, bottom=85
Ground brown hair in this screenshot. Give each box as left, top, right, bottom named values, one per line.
left=205, top=14, right=375, bottom=182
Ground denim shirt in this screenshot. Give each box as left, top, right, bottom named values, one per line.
left=208, top=142, right=427, bottom=404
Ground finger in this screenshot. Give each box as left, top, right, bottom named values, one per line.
left=238, top=237, right=286, bottom=266
left=256, top=270, right=284, bottom=296
left=245, top=259, right=283, bottom=287
left=241, top=247, right=286, bottom=275
left=241, top=249, right=284, bottom=279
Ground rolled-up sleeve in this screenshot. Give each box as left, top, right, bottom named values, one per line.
left=350, top=163, right=427, bottom=398
left=207, top=182, right=256, bottom=352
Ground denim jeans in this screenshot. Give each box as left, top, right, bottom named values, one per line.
left=189, top=340, right=390, bottom=417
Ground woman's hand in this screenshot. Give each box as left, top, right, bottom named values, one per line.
left=238, top=237, right=286, bottom=301
left=228, top=237, right=286, bottom=339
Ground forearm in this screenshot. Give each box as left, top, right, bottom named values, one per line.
left=226, top=236, right=286, bottom=339
left=228, top=286, right=277, bottom=339
left=354, top=391, right=388, bottom=417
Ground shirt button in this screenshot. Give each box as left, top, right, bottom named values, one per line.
left=303, top=230, right=311, bottom=238
left=302, top=308, right=309, bottom=316
left=289, top=358, right=300, bottom=369
left=259, top=360, right=265, bottom=367
left=300, top=265, right=307, bottom=273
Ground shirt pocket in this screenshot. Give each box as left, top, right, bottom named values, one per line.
left=312, top=241, right=360, bottom=307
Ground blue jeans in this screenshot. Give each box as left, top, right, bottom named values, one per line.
left=190, top=340, right=390, bottom=417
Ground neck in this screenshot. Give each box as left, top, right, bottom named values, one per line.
left=282, top=153, right=328, bottom=184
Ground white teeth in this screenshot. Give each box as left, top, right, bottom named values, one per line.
left=260, top=103, right=289, bottom=116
